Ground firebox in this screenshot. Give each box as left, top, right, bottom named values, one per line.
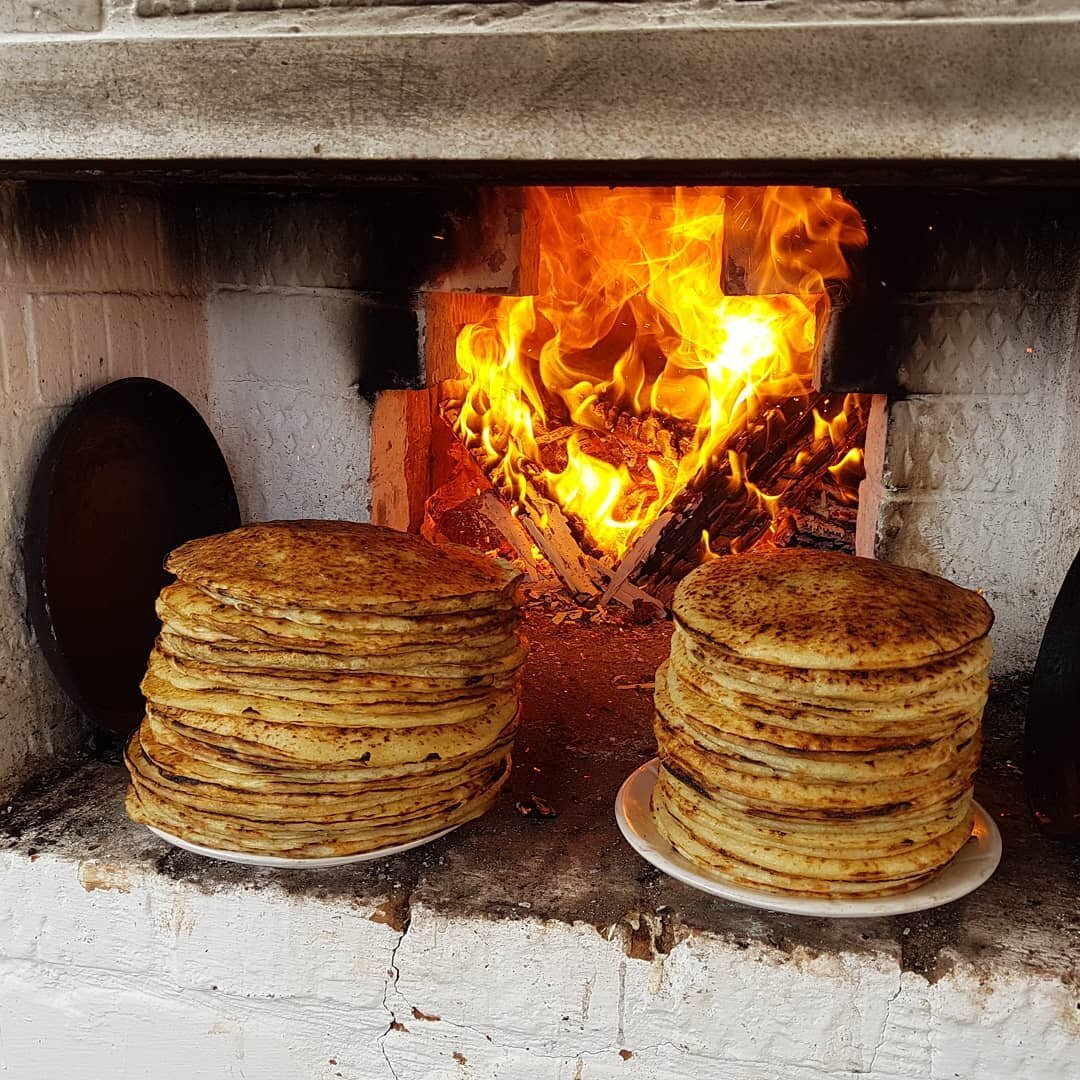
left=411, top=186, right=868, bottom=615
left=2, top=2, right=1080, bottom=1077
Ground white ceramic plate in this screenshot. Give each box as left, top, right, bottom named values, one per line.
left=146, top=823, right=461, bottom=869
left=615, top=758, right=1002, bottom=918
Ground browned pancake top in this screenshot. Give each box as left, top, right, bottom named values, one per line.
left=673, top=550, right=993, bottom=670
left=166, top=520, right=521, bottom=614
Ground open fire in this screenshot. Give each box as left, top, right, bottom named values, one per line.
left=428, top=186, right=871, bottom=605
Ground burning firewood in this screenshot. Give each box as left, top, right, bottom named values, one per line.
left=632, top=393, right=867, bottom=603
left=422, top=187, right=870, bottom=613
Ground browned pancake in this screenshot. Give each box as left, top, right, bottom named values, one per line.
left=166, top=520, right=522, bottom=615
left=673, top=550, right=993, bottom=671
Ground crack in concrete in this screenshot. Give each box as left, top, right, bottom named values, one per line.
left=387, top=983, right=685, bottom=1070
left=866, top=974, right=905, bottom=1076
left=377, top=893, right=412, bottom=1080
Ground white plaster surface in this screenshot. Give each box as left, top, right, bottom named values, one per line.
left=205, top=288, right=372, bottom=523
left=0, top=843, right=1077, bottom=1080
left=3, top=1, right=1080, bottom=169
left=858, top=284, right=1080, bottom=674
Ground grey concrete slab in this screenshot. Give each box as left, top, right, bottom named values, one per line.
left=2, top=4, right=1080, bottom=166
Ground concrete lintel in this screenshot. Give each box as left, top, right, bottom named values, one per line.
left=2, top=7, right=1080, bottom=166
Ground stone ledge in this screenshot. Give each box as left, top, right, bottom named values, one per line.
left=3, top=4, right=1080, bottom=168
left=1, top=617, right=1078, bottom=1077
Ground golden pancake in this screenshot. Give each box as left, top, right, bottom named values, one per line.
left=655, top=712, right=980, bottom=813
left=657, top=697, right=980, bottom=785
left=158, top=631, right=528, bottom=678
left=653, top=797, right=971, bottom=898
left=652, top=777, right=976, bottom=859
left=661, top=661, right=959, bottom=753
left=128, top=520, right=526, bottom=858
left=657, top=768, right=974, bottom=882
left=666, top=652, right=989, bottom=738
left=156, top=701, right=520, bottom=768
left=158, top=583, right=516, bottom=647
left=140, top=668, right=518, bottom=730
left=126, top=761, right=508, bottom=857
left=146, top=651, right=513, bottom=710
left=126, top=731, right=508, bottom=823
left=166, top=520, right=521, bottom=615
left=138, top=714, right=514, bottom=796
left=143, top=704, right=519, bottom=781
left=673, top=630, right=994, bottom=703
left=673, top=550, right=993, bottom=671
left=159, top=646, right=505, bottom=694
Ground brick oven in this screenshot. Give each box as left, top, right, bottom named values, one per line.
left=1, top=3, right=1079, bottom=1077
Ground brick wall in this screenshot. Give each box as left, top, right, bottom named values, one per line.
left=0, top=182, right=208, bottom=793
left=0, top=182, right=385, bottom=797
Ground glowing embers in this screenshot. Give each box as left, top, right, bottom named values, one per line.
left=435, top=185, right=869, bottom=604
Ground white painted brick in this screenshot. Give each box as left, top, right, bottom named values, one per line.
left=205, top=290, right=371, bottom=523
left=197, top=192, right=529, bottom=295
left=198, top=198, right=364, bottom=291
left=102, top=293, right=210, bottom=409
left=0, top=297, right=86, bottom=793
left=860, top=483, right=1059, bottom=674
left=0, top=199, right=211, bottom=797
left=0, top=184, right=190, bottom=295
left=0, top=293, right=28, bottom=399
left=1, top=847, right=1077, bottom=1080
left=27, top=293, right=111, bottom=405
left=882, top=397, right=1050, bottom=495
left=25, top=293, right=209, bottom=410
left=894, top=295, right=1072, bottom=396
left=869, top=201, right=1076, bottom=295
left=862, top=268, right=1080, bottom=675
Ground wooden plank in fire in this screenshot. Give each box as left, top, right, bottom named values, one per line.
left=585, top=555, right=667, bottom=614
left=596, top=510, right=677, bottom=609
left=474, top=482, right=664, bottom=611
left=474, top=490, right=542, bottom=581
left=517, top=493, right=604, bottom=600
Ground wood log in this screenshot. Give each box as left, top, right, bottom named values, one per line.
left=597, top=512, right=674, bottom=608
left=474, top=491, right=542, bottom=580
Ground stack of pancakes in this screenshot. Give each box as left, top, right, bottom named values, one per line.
left=125, top=520, right=525, bottom=858
left=652, top=550, right=994, bottom=898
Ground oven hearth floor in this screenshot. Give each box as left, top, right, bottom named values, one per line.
left=1, top=612, right=1078, bottom=1078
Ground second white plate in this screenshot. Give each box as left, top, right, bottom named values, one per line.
left=615, top=758, right=1002, bottom=918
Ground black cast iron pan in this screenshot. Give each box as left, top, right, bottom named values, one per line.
left=23, top=378, right=240, bottom=737
left=1025, top=543, right=1080, bottom=840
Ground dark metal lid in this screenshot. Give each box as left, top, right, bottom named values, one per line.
left=1025, top=544, right=1080, bottom=841
left=23, top=378, right=240, bottom=736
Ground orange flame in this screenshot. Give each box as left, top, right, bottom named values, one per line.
left=450, top=186, right=866, bottom=561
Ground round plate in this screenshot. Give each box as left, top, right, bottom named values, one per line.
left=24, top=378, right=240, bottom=736
left=615, top=758, right=1002, bottom=918
left=146, top=823, right=462, bottom=869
